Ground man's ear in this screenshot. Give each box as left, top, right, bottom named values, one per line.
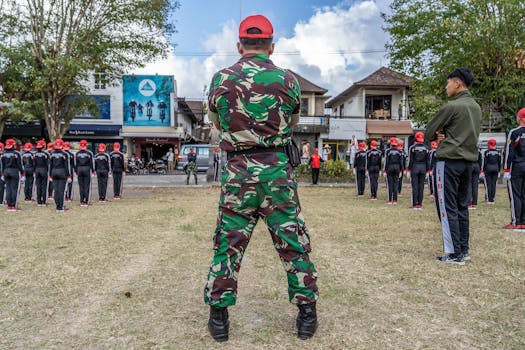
left=268, top=43, right=275, bottom=55
left=237, top=42, right=244, bottom=55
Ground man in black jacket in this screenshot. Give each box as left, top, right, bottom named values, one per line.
left=353, top=142, right=367, bottom=196
left=49, top=139, right=72, bottom=212
left=110, top=142, right=126, bottom=199
left=34, top=140, right=50, bottom=206
left=1, top=139, right=24, bottom=211
left=75, top=140, right=94, bottom=207
left=22, top=143, right=35, bottom=202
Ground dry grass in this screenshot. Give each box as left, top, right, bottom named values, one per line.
left=0, top=186, right=523, bottom=349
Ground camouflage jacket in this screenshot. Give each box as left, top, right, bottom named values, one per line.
left=208, top=53, right=301, bottom=153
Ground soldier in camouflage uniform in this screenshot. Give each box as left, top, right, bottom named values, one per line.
left=185, top=147, right=197, bottom=185
left=203, top=15, right=318, bottom=342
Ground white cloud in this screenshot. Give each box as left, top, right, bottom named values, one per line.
left=134, top=1, right=391, bottom=100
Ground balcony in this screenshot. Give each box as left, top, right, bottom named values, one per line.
left=294, top=115, right=329, bottom=134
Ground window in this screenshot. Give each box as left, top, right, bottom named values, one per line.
left=301, top=98, right=309, bottom=116
left=365, top=95, right=392, bottom=119
left=339, top=104, right=344, bottom=117
left=94, top=71, right=107, bottom=90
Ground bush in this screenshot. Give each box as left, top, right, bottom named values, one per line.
left=294, top=159, right=354, bottom=182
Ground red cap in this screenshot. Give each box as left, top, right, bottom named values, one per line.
left=397, top=141, right=404, bottom=150
left=488, top=139, right=497, bottom=149
left=239, top=15, right=273, bottom=39
left=36, top=140, right=46, bottom=149
left=518, top=108, right=525, bottom=120
left=98, top=143, right=106, bottom=152
left=358, top=142, right=365, bottom=150
left=431, top=141, right=438, bottom=149
left=24, top=142, right=33, bottom=151
left=113, top=142, right=120, bottom=151
left=390, top=137, right=398, bottom=147
left=63, top=141, right=71, bottom=151
left=54, top=139, right=64, bottom=150
left=79, top=140, right=88, bottom=150
left=5, top=139, right=16, bottom=149
left=415, top=131, right=424, bottom=142
left=370, top=140, right=378, bottom=149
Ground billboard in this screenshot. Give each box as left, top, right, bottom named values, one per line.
left=123, top=75, right=174, bottom=126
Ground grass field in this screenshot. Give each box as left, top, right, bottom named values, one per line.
left=0, top=185, right=523, bottom=349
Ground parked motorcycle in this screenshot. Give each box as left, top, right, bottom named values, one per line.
left=146, top=159, right=167, bottom=175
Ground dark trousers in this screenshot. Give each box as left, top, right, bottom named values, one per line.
left=398, top=171, right=403, bottom=194
left=66, top=175, right=74, bottom=200
left=97, top=171, right=108, bottom=200
left=428, top=171, right=434, bottom=195
left=387, top=170, right=400, bottom=202
left=356, top=169, right=366, bottom=195
left=435, top=160, right=472, bottom=256
left=0, top=177, right=4, bottom=204
left=469, top=164, right=480, bottom=205
left=24, top=173, right=35, bottom=200
left=35, top=168, right=48, bottom=205
left=52, top=170, right=67, bottom=210
left=4, top=169, right=20, bottom=207
left=508, top=162, right=525, bottom=225
left=113, top=171, right=123, bottom=196
left=311, top=167, right=320, bottom=184
left=411, top=166, right=427, bottom=206
left=77, top=167, right=92, bottom=203
left=484, top=170, right=498, bottom=202
left=368, top=169, right=379, bottom=197
left=48, top=178, right=54, bottom=198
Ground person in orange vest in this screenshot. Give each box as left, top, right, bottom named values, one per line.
left=309, top=147, right=324, bottom=185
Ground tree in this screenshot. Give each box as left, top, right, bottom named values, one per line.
left=383, top=0, right=525, bottom=131
left=0, top=0, right=179, bottom=140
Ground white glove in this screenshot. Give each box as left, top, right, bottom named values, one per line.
left=497, top=172, right=501, bottom=179
left=20, top=176, right=26, bottom=183
left=479, top=172, right=485, bottom=180
left=503, top=172, right=511, bottom=180
left=352, top=169, right=356, bottom=176
left=406, top=172, right=411, bottom=180
left=91, top=172, right=96, bottom=178
left=48, top=176, right=53, bottom=182
left=66, top=177, right=72, bottom=184
left=365, top=170, right=369, bottom=177
left=109, top=172, right=113, bottom=177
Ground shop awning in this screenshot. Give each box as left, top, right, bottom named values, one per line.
left=66, top=124, right=121, bottom=136
left=366, top=120, right=413, bottom=136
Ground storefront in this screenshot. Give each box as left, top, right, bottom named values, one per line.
left=129, top=136, right=180, bottom=162
left=62, top=123, right=122, bottom=153
left=2, top=121, right=45, bottom=145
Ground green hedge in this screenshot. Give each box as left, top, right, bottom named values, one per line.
left=295, top=160, right=354, bottom=182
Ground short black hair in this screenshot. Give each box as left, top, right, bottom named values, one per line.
left=239, top=28, right=273, bottom=49
left=447, top=67, right=474, bottom=87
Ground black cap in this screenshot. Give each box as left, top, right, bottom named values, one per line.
left=447, top=67, right=474, bottom=87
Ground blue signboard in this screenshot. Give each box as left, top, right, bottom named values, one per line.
left=123, top=75, right=173, bottom=126
left=71, top=95, right=111, bottom=119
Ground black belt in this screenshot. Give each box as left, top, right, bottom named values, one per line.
left=227, top=146, right=286, bottom=160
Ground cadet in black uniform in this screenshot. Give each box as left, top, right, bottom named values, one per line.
left=34, top=140, right=50, bottom=206
left=502, top=108, right=525, bottom=230
left=428, top=141, right=438, bottom=197
left=0, top=142, right=5, bottom=206
left=47, top=142, right=54, bottom=199
left=384, top=137, right=404, bottom=204
left=366, top=140, right=382, bottom=200
left=110, top=142, right=126, bottom=199
left=22, top=142, right=35, bottom=202
left=94, top=143, right=111, bottom=202
left=49, top=139, right=72, bottom=212
left=63, top=141, right=75, bottom=202
left=353, top=142, right=367, bottom=196
left=0, top=139, right=25, bottom=211
left=397, top=141, right=406, bottom=196
left=75, top=139, right=94, bottom=207
left=468, top=149, right=483, bottom=209
left=482, top=139, right=501, bottom=204
left=407, top=132, right=430, bottom=209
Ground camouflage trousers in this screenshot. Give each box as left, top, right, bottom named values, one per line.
left=186, top=161, right=197, bottom=184
left=203, top=152, right=319, bottom=307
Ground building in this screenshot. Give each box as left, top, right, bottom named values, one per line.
left=325, top=67, right=414, bottom=158
left=291, top=71, right=330, bottom=158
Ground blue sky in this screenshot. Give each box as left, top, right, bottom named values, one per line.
left=135, top=0, right=391, bottom=99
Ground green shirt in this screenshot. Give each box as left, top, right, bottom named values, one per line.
left=425, top=90, right=482, bottom=162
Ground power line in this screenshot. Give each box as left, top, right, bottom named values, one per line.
left=171, top=49, right=387, bottom=57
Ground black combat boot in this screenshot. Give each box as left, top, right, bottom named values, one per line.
left=208, top=306, right=229, bottom=342
left=296, top=303, right=317, bottom=340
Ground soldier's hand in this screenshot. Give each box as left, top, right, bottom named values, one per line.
left=109, top=172, right=113, bottom=177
